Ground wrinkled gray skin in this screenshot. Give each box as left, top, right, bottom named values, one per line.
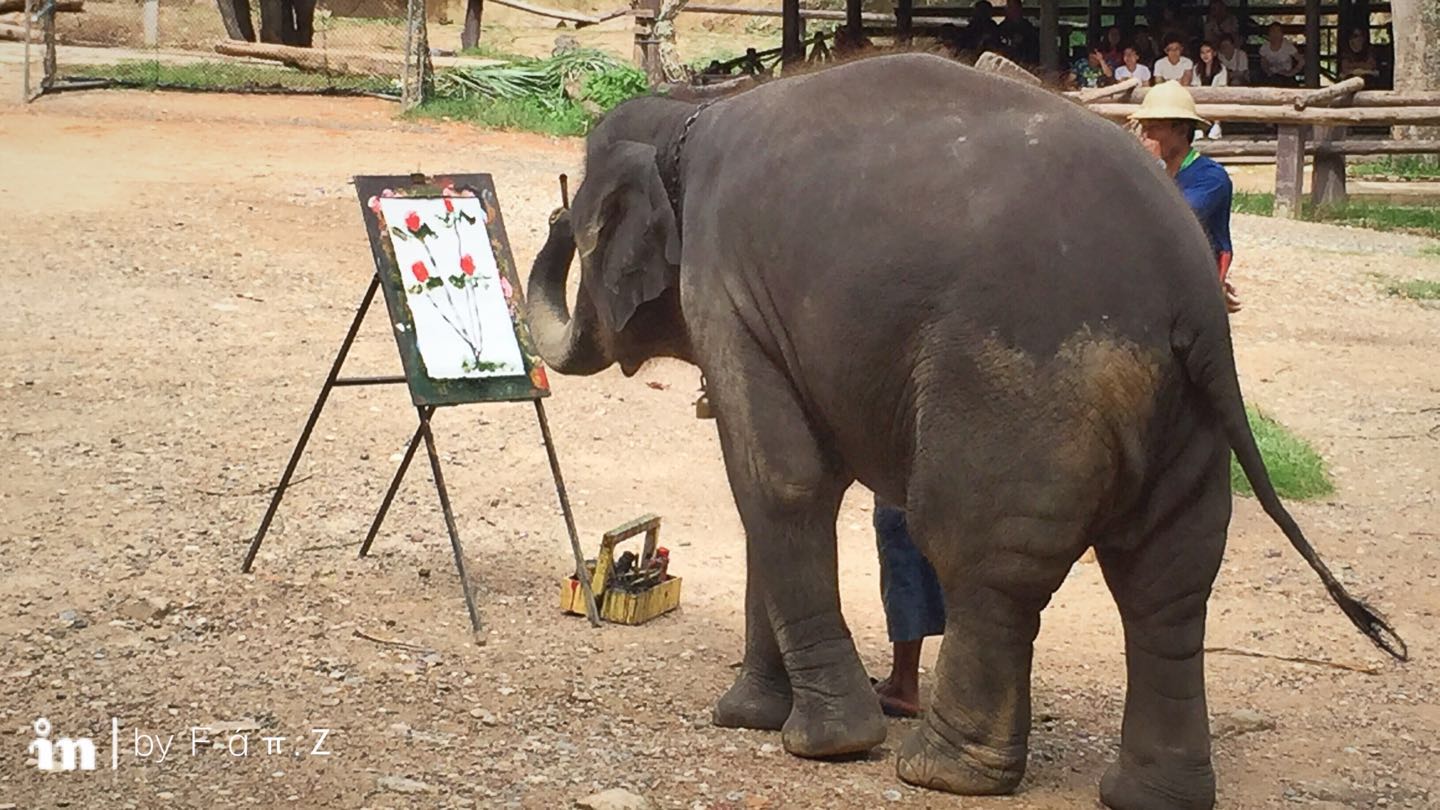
left=526, top=54, right=1402, bottom=810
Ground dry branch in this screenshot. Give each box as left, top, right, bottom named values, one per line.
left=0, top=0, right=81, bottom=11
left=1205, top=646, right=1382, bottom=675
left=213, top=41, right=400, bottom=77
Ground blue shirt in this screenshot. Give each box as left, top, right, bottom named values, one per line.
left=1175, top=151, right=1233, bottom=258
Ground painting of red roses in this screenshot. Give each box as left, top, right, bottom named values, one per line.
left=377, top=195, right=526, bottom=380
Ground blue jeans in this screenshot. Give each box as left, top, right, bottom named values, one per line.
left=874, top=498, right=946, bottom=643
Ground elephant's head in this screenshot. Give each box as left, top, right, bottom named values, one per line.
left=526, top=96, right=697, bottom=377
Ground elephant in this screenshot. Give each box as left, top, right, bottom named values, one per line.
left=259, top=0, right=316, bottom=46
left=525, top=53, right=1406, bottom=809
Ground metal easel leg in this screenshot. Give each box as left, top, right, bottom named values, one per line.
left=358, top=409, right=429, bottom=558
left=418, top=407, right=484, bottom=635
left=534, top=399, right=601, bottom=627
left=242, top=274, right=381, bottom=573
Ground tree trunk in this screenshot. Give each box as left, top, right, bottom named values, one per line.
left=461, top=0, right=482, bottom=50
left=1391, top=0, right=1440, bottom=144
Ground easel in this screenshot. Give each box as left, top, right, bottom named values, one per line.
left=240, top=173, right=601, bottom=634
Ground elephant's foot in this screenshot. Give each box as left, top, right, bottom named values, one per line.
left=780, top=685, right=886, bottom=758
left=896, top=720, right=1025, bottom=795
left=1099, top=755, right=1216, bottom=810
left=713, top=669, right=792, bottom=731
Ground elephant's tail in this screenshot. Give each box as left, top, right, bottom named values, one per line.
left=1173, top=316, right=1408, bottom=662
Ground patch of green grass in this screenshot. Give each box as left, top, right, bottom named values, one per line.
left=65, top=60, right=397, bottom=94
left=1230, top=191, right=1440, bottom=238
left=407, top=96, right=591, bottom=137
left=1230, top=407, right=1334, bottom=501
left=1350, top=155, right=1440, bottom=181
left=1383, top=278, right=1440, bottom=301
left=1421, top=244, right=1440, bottom=257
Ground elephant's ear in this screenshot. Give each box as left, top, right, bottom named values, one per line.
left=571, top=139, right=682, bottom=333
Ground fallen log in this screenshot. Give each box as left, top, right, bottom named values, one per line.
left=1087, top=103, right=1440, bottom=127
left=0, top=20, right=41, bottom=40
left=213, top=41, right=400, bottom=77
left=0, top=0, right=81, bottom=11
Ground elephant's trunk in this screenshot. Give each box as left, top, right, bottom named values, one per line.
left=526, top=209, right=612, bottom=376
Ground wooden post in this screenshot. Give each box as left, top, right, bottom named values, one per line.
left=1087, top=0, right=1100, bottom=45
left=461, top=0, right=483, bottom=50
left=896, top=0, right=913, bottom=44
left=143, top=0, right=158, bottom=46
left=1311, top=126, right=1348, bottom=208
left=1039, top=0, right=1058, bottom=74
left=1119, top=0, right=1134, bottom=31
left=781, top=0, right=801, bottom=66
left=1274, top=124, right=1306, bottom=219
left=1304, top=0, right=1320, bottom=88
left=845, top=0, right=861, bottom=40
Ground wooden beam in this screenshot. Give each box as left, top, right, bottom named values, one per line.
left=1294, top=75, right=1366, bottom=109
left=781, top=0, right=801, bottom=66
left=845, top=0, right=861, bottom=35
left=1304, top=0, right=1320, bottom=88
left=896, top=0, right=913, bottom=43
left=1039, top=0, right=1059, bottom=73
left=213, top=41, right=401, bottom=76
left=1086, top=0, right=1100, bottom=43
left=1086, top=103, right=1440, bottom=126
left=1078, top=76, right=1139, bottom=103
left=1274, top=125, right=1306, bottom=219
left=1310, top=126, right=1348, bottom=208
left=0, top=0, right=81, bottom=11
left=1196, top=138, right=1440, bottom=157
left=1117, top=86, right=1440, bottom=107
left=486, top=0, right=602, bottom=25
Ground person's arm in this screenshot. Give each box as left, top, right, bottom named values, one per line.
left=1181, top=66, right=1194, bottom=85
left=1214, top=66, right=1228, bottom=86
left=1289, top=44, right=1305, bottom=76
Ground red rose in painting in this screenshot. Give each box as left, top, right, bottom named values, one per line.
left=411, top=261, right=429, bottom=283
left=444, top=198, right=454, bottom=213
left=459, top=255, right=475, bottom=276
left=405, top=211, right=421, bottom=232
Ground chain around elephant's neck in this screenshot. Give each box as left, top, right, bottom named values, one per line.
left=662, top=100, right=715, bottom=229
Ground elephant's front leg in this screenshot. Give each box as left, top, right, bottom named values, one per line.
left=703, top=344, right=885, bottom=757
left=712, top=558, right=792, bottom=731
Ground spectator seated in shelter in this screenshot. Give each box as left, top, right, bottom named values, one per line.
left=1153, top=34, right=1195, bottom=85
left=1203, top=0, right=1239, bottom=49
left=997, top=0, right=1039, bottom=66
left=1069, top=43, right=1115, bottom=89
left=1192, top=41, right=1226, bottom=138
left=1257, top=22, right=1304, bottom=86
left=1130, top=24, right=1159, bottom=66
left=1339, top=27, right=1380, bottom=88
left=963, top=0, right=1001, bottom=53
left=1114, top=46, right=1152, bottom=84
left=1217, top=34, right=1249, bottom=85
left=1097, top=25, right=1125, bottom=68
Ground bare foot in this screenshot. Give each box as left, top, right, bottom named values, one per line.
left=873, top=676, right=921, bottom=718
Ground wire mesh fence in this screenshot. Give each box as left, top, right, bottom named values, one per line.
left=36, top=0, right=426, bottom=96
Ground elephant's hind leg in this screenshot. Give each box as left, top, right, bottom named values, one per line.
left=1094, top=430, right=1229, bottom=810
left=702, top=333, right=884, bottom=757
left=712, top=564, right=792, bottom=731
left=894, top=488, right=1090, bottom=795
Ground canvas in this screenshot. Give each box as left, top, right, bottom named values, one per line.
left=356, top=174, right=550, bottom=406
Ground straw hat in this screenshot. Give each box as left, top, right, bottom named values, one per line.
left=1129, top=81, right=1210, bottom=127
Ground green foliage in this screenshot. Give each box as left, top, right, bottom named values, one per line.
left=1421, top=244, right=1440, bottom=257
left=583, top=65, right=649, bottom=113
left=1383, top=278, right=1440, bottom=301
left=1349, top=155, right=1440, bottom=181
left=1230, top=192, right=1440, bottom=238
left=66, top=61, right=397, bottom=94
left=1230, top=407, right=1334, bottom=501
left=407, top=96, right=592, bottom=137
left=427, top=48, right=649, bottom=136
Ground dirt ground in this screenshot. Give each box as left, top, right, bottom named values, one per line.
left=1, top=71, right=1439, bottom=810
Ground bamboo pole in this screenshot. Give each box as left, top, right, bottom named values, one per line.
left=1087, top=103, right=1440, bottom=126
